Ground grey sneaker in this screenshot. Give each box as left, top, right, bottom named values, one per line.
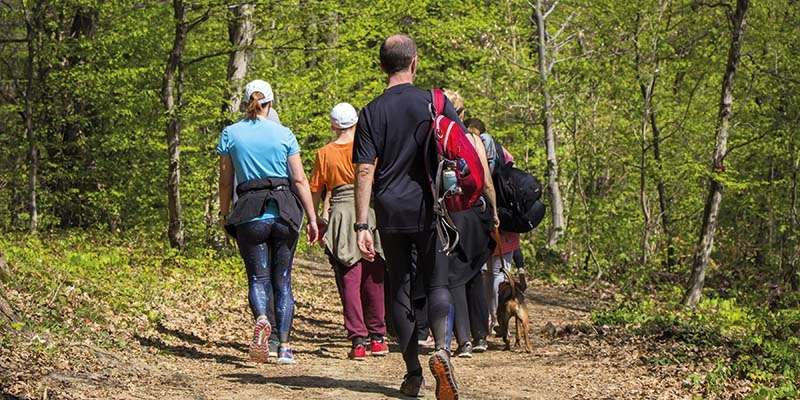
left=268, top=338, right=280, bottom=358
left=277, top=346, right=295, bottom=365
left=473, top=338, right=488, bottom=353
left=429, top=349, right=459, bottom=400
left=399, top=373, right=425, bottom=398
left=455, top=342, right=473, bottom=358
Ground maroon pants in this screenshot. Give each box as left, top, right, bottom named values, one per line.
left=333, top=258, right=387, bottom=341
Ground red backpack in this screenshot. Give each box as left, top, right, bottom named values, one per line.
left=425, top=88, right=486, bottom=253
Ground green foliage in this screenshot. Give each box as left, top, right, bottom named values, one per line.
left=0, top=231, right=241, bottom=346
left=593, top=289, right=800, bottom=398
left=1, top=1, right=800, bottom=396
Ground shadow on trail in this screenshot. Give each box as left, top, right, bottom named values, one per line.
left=134, top=334, right=251, bottom=368
left=156, top=322, right=248, bottom=353
left=293, top=313, right=342, bottom=331
left=220, top=373, right=406, bottom=399
left=526, top=291, right=591, bottom=313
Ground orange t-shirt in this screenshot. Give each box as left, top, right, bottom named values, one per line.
left=309, top=141, right=355, bottom=193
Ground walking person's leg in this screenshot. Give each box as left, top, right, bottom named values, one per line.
left=269, top=220, right=299, bottom=364
left=235, top=220, right=275, bottom=363
left=333, top=257, right=370, bottom=359
left=450, top=283, right=473, bottom=357
left=419, top=231, right=459, bottom=399
left=361, top=258, right=388, bottom=355
left=466, top=272, right=489, bottom=351
left=381, top=232, right=424, bottom=395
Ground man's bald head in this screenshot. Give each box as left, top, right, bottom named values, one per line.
left=379, top=34, right=417, bottom=75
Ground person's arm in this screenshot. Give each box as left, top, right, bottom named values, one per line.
left=470, top=134, right=500, bottom=228
left=311, top=190, right=324, bottom=219
left=218, top=156, right=234, bottom=221
left=288, top=154, right=319, bottom=243
left=354, top=162, right=376, bottom=261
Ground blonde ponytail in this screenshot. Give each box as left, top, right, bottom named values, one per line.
left=246, top=91, right=267, bottom=120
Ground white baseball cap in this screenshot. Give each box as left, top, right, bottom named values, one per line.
left=330, top=102, right=358, bottom=129
left=244, top=80, right=274, bottom=105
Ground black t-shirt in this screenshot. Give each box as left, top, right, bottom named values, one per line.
left=353, top=83, right=464, bottom=233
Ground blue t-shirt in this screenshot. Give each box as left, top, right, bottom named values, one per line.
left=217, top=118, right=300, bottom=222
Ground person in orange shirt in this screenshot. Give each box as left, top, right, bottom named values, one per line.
left=310, top=103, right=388, bottom=361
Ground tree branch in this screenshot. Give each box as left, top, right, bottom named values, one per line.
left=543, top=0, right=560, bottom=20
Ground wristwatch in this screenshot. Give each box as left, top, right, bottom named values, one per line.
left=353, top=223, right=370, bottom=232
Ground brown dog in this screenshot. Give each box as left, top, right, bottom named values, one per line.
left=496, top=271, right=533, bottom=352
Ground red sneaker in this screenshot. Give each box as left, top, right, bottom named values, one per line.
left=348, top=343, right=367, bottom=361
left=370, top=338, right=389, bottom=356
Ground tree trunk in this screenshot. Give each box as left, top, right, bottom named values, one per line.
left=205, top=3, right=256, bottom=247
left=23, top=6, right=38, bottom=234
left=223, top=3, right=255, bottom=118
left=533, top=0, right=566, bottom=248
left=162, top=0, right=188, bottom=249
left=651, top=110, right=675, bottom=268
left=785, top=137, right=799, bottom=290
left=684, top=0, right=750, bottom=308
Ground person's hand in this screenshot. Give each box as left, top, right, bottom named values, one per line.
left=316, top=219, right=328, bottom=247
left=306, top=220, right=320, bottom=244
left=493, top=212, right=500, bottom=229
left=357, top=229, right=376, bottom=262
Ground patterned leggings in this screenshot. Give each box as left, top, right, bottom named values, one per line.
left=235, top=218, right=298, bottom=343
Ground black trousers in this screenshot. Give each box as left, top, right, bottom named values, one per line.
left=381, top=229, right=451, bottom=374
left=451, top=272, right=489, bottom=345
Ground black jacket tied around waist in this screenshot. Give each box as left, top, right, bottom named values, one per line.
left=224, top=177, right=304, bottom=237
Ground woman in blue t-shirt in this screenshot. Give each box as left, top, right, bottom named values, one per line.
left=217, top=80, right=319, bottom=365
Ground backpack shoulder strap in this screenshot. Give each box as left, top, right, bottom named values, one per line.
left=431, top=88, right=445, bottom=117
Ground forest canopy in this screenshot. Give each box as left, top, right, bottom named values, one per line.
left=1, top=0, right=799, bottom=397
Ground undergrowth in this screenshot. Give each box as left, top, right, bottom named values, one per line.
left=592, top=286, right=800, bottom=399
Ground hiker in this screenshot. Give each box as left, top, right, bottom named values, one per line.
left=353, top=34, right=463, bottom=399
left=467, top=119, right=521, bottom=332
left=218, top=79, right=319, bottom=365
left=309, top=102, right=389, bottom=361
left=441, top=91, right=497, bottom=358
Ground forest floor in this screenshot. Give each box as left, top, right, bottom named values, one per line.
left=2, top=258, right=702, bottom=400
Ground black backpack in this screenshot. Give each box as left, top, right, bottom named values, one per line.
left=490, top=141, right=546, bottom=233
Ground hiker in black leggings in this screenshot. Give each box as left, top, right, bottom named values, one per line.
left=353, top=35, right=466, bottom=398
left=441, top=94, right=499, bottom=357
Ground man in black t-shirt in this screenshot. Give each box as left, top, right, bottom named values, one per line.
left=353, top=34, right=463, bottom=399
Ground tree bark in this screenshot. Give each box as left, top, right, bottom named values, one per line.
left=23, top=5, right=38, bottom=234
left=205, top=2, right=256, bottom=247
left=223, top=3, right=255, bottom=118
left=162, top=0, right=188, bottom=249
left=684, top=0, right=750, bottom=308
left=785, top=137, right=799, bottom=290
left=533, top=0, right=566, bottom=248
left=651, top=109, right=675, bottom=268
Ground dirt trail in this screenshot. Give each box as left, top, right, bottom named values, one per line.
left=34, top=261, right=690, bottom=399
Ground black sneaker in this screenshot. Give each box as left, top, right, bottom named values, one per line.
left=455, top=342, right=473, bottom=358
left=473, top=338, right=488, bottom=352
left=399, top=372, right=425, bottom=398
left=429, top=349, right=459, bottom=400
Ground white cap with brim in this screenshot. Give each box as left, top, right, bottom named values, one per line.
left=331, top=102, right=358, bottom=129
left=244, top=80, right=274, bottom=106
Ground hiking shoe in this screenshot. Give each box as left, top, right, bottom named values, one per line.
left=429, top=349, right=459, bottom=400
left=399, top=372, right=425, bottom=398
left=473, top=338, right=488, bottom=353
left=268, top=338, right=280, bottom=358
left=248, top=317, right=271, bottom=363
left=277, top=346, right=295, bottom=365
left=418, top=335, right=435, bottom=348
left=455, top=342, right=473, bottom=358
left=348, top=343, right=367, bottom=361
left=370, top=337, right=389, bottom=356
